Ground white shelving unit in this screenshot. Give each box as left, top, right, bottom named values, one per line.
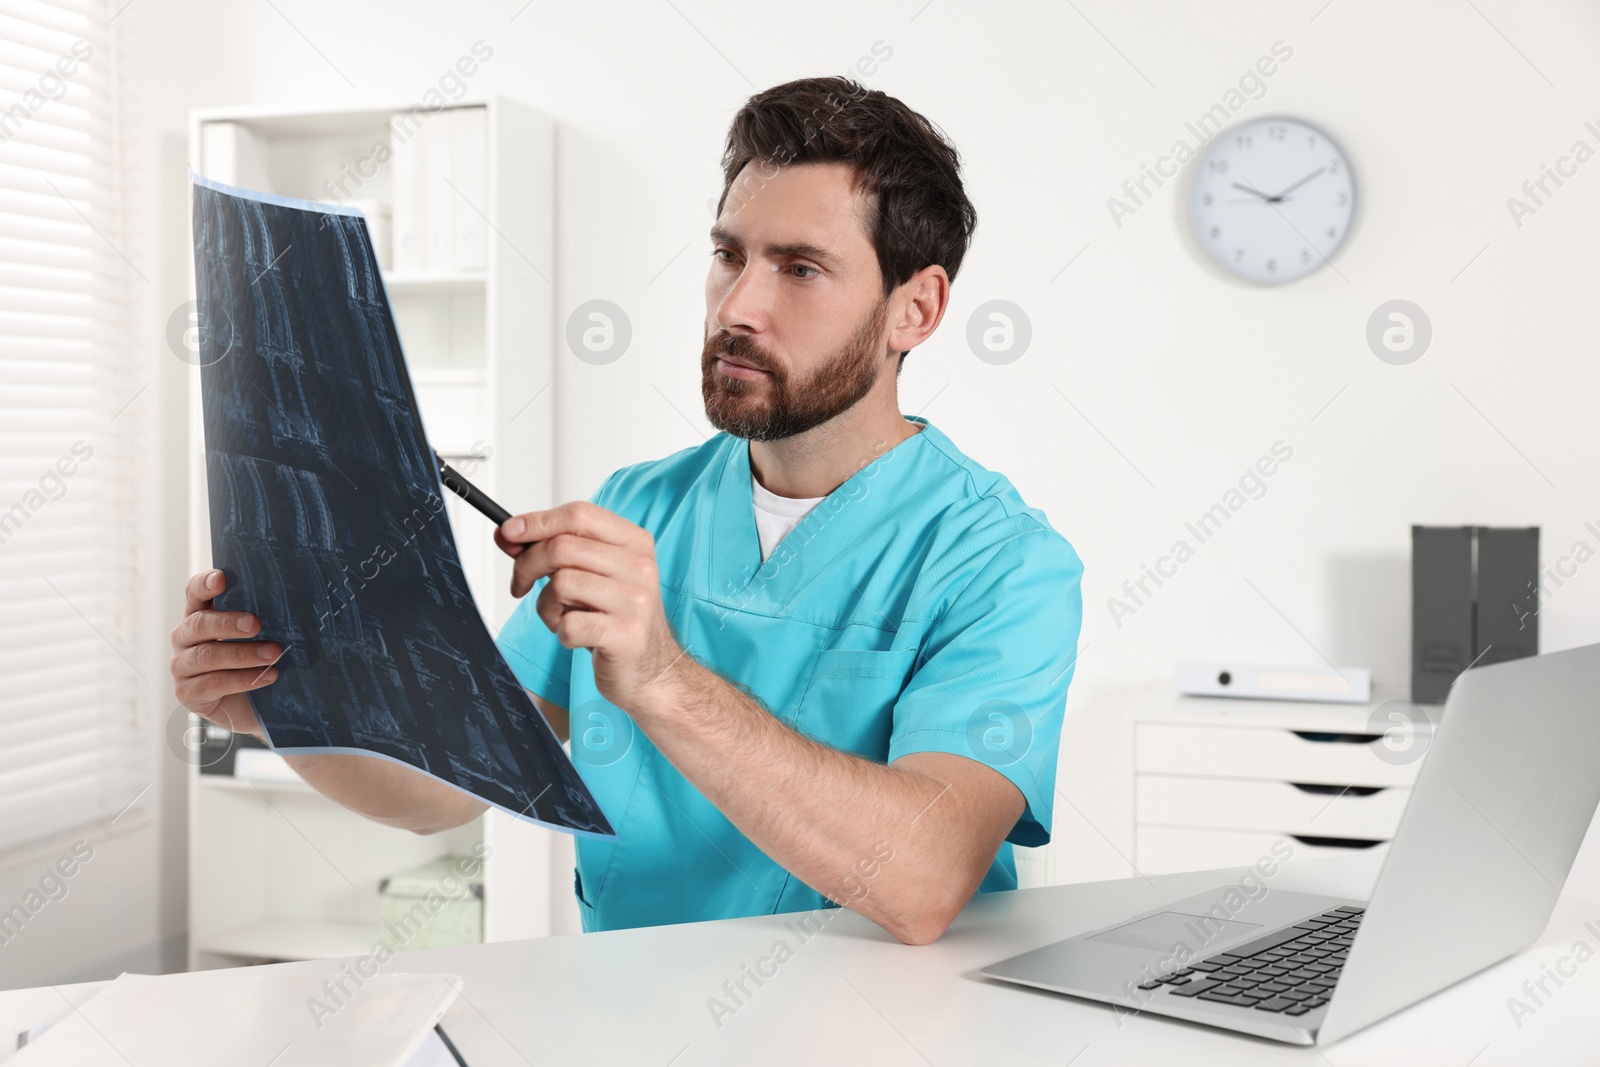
left=184, top=97, right=562, bottom=969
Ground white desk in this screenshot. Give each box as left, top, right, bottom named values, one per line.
left=6, top=855, right=1598, bottom=1065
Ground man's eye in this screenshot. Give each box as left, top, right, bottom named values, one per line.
left=712, top=248, right=737, bottom=264
left=789, top=264, right=819, bottom=279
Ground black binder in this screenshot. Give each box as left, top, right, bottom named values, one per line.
left=1411, top=525, right=1539, bottom=704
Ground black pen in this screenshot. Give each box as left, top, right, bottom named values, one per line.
left=434, top=450, right=513, bottom=526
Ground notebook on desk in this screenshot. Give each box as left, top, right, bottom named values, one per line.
left=12, top=968, right=461, bottom=1066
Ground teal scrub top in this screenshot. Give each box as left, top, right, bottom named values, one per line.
left=495, top=418, right=1084, bottom=933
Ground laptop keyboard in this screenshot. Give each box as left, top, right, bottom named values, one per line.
left=1136, top=906, right=1364, bottom=1017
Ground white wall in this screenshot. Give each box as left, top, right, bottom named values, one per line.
left=92, top=0, right=1600, bottom=982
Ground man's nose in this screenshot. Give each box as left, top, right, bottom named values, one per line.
left=711, top=262, right=772, bottom=336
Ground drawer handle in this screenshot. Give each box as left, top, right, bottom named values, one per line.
left=1292, top=730, right=1384, bottom=744
left=1289, top=783, right=1384, bottom=797
left=1289, top=834, right=1385, bottom=849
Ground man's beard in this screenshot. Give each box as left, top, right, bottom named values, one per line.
left=701, top=299, right=890, bottom=442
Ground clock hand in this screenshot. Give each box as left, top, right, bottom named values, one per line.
left=1231, top=180, right=1272, bottom=201
left=1267, top=166, right=1326, bottom=202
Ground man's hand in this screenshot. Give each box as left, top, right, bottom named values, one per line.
left=170, top=572, right=486, bottom=834
left=495, top=502, right=684, bottom=712
left=170, top=570, right=281, bottom=741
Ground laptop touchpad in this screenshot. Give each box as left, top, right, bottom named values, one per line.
left=1087, top=911, right=1261, bottom=951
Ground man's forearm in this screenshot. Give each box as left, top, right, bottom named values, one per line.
left=263, top=694, right=569, bottom=835
left=633, top=658, right=1016, bottom=943
left=279, top=750, right=488, bottom=833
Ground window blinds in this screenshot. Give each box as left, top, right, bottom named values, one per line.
left=0, top=0, right=147, bottom=860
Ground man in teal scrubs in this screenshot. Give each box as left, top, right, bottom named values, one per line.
left=170, top=77, right=1082, bottom=945
left=491, top=78, right=1084, bottom=943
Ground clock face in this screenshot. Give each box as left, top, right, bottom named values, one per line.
left=1188, top=117, right=1356, bottom=285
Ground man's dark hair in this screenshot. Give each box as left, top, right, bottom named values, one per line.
left=717, top=77, right=977, bottom=363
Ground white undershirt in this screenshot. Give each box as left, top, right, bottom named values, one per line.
left=752, top=475, right=826, bottom=562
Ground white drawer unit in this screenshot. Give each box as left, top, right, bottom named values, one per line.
left=1137, top=775, right=1411, bottom=840
left=1136, top=826, right=1392, bottom=875
left=1135, top=722, right=1425, bottom=788
left=1132, top=690, right=1433, bottom=875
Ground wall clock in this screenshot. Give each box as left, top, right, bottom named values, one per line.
left=1187, top=116, right=1356, bottom=285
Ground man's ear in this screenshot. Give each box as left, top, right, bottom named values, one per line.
left=887, top=264, right=950, bottom=354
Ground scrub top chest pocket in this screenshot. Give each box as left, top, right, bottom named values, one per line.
left=793, top=648, right=920, bottom=761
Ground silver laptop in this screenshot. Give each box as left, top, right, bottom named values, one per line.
left=982, top=642, right=1600, bottom=1045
